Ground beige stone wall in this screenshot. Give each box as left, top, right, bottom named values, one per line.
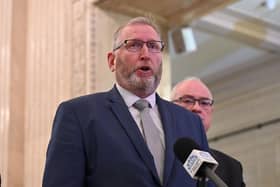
left=0, top=0, right=12, bottom=186
left=24, top=0, right=73, bottom=186
left=208, top=61, right=280, bottom=187
left=0, top=0, right=171, bottom=186
left=0, top=0, right=27, bottom=186
left=1, top=0, right=279, bottom=186
left=0, top=0, right=94, bottom=186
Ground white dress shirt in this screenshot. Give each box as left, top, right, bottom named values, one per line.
left=116, top=84, right=165, bottom=150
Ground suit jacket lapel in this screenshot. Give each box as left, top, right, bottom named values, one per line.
left=156, top=95, right=176, bottom=186
left=107, top=86, right=160, bottom=183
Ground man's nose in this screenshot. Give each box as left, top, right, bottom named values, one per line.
left=191, top=101, right=202, bottom=111
left=139, top=44, right=150, bottom=59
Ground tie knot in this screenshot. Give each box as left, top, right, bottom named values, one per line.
left=133, top=99, right=150, bottom=111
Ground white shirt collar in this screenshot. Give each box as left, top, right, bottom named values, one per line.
left=116, top=83, right=156, bottom=108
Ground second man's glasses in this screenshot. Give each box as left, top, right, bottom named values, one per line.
left=172, top=96, right=214, bottom=109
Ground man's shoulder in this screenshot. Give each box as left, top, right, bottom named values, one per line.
left=55, top=89, right=114, bottom=112
left=157, top=96, right=208, bottom=148
left=210, top=148, right=242, bottom=167
left=66, top=92, right=107, bottom=104
left=210, top=148, right=245, bottom=186
left=63, top=87, right=118, bottom=105
left=157, top=96, right=198, bottom=117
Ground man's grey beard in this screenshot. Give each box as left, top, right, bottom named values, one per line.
left=129, top=73, right=160, bottom=95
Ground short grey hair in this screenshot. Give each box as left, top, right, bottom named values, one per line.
left=170, top=76, right=209, bottom=100
left=112, top=16, right=162, bottom=49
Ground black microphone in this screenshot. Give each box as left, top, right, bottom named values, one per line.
left=173, top=137, right=228, bottom=187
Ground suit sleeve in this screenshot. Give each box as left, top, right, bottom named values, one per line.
left=43, top=102, right=85, bottom=187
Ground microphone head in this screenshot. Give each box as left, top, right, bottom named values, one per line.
left=173, top=137, right=219, bottom=179
left=173, top=137, right=200, bottom=163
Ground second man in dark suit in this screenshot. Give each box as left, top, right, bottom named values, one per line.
left=171, top=77, right=246, bottom=187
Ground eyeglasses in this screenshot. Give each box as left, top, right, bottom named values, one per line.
left=172, top=96, right=214, bottom=109
left=113, top=39, right=165, bottom=53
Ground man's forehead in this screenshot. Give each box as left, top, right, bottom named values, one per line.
left=180, top=81, right=212, bottom=98
left=120, top=24, right=159, bottom=38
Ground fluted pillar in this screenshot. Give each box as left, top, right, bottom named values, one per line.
left=0, top=0, right=27, bottom=186
left=0, top=0, right=171, bottom=186
left=24, top=0, right=74, bottom=186
left=0, top=0, right=12, bottom=186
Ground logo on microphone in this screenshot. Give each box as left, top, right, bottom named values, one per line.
left=186, top=155, right=198, bottom=170
left=183, top=150, right=214, bottom=178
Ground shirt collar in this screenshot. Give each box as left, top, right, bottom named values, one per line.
left=116, top=83, right=156, bottom=108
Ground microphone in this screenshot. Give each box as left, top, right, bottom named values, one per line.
left=173, top=137, right=228, bottom=187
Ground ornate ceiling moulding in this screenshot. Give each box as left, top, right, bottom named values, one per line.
left=94, top=0, right=237, bottom=28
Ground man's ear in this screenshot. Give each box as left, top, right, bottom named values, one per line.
left=107, top=52, right=116, bottom=72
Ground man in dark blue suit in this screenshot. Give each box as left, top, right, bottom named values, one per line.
left=43, top=17, right=212, bottom=187
left=171, top=77, right=246, bottom=187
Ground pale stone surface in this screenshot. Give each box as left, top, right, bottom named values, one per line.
left=0, top=0, right=279, bottom=187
